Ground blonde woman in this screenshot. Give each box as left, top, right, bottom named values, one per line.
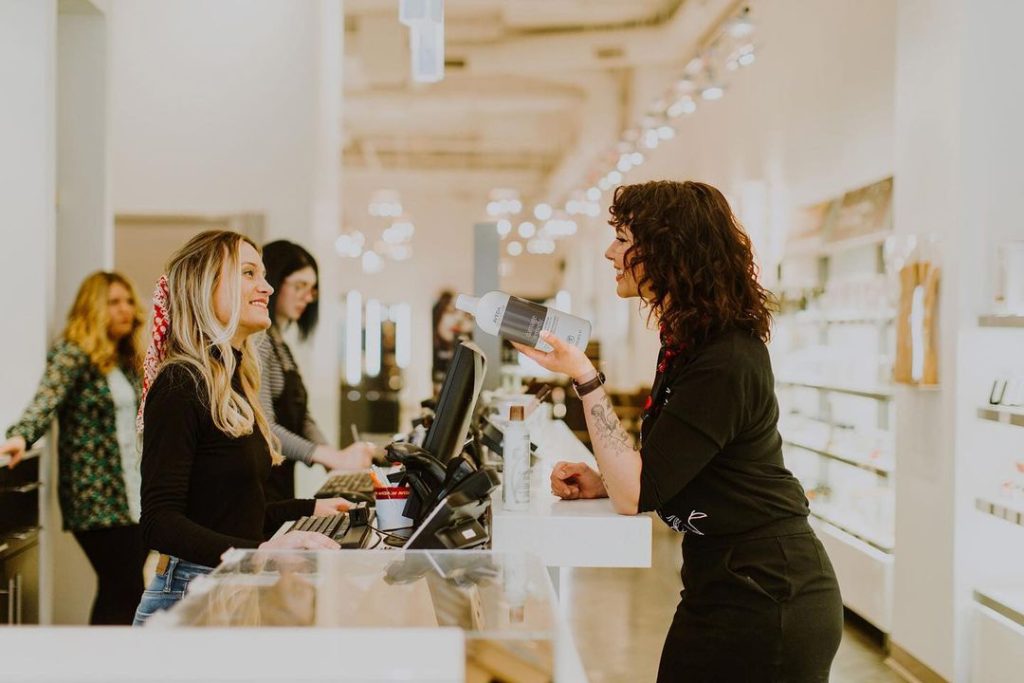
left=133, top=231, right=350, bottom=625
left=1, top=272, right=148, bottom=625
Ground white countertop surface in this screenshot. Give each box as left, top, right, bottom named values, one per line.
left=490, top=419, right=652, bottom=569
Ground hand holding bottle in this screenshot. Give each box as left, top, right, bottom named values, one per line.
left=511, top=331, right=596, bottom=382
left=456, top=290, right=591, bottom=351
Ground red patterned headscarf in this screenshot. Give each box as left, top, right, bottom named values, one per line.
left=136, top=275, right=171, bottom=433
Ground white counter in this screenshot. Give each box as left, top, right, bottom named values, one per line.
left=3, top=628, right=465, bottom=682
left=490, top=419, right=652, bottom=570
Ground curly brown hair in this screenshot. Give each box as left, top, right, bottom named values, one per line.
left=609, top=180, right=773, bottom=349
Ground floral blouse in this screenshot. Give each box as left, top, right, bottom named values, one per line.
left=6, top=340, right=139, bottom=531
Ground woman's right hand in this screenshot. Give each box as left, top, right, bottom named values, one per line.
left=550, top=461, right=608, bottom=500
left=0, top=436, right=27, bottom=468
left=258, top=530, right=339, bottom=551
left=312, top=443, right=375, bottom=472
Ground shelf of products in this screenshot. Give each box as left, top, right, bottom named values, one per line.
left=979, top=314, right=1024, bottom=328
left=784, top=440, right=893, bottom=476
left=820, top=230, right=893, bottom=256
left=977, top=405, right=1024, bottom=427
left=809, top=507, right=894, bottom=553
left=791, top=310, right=895, bottom=326
left=776, top=379, right=893, bottom=401
left=975, top=587, right=1024, bottom=631
left=809, top=516, right=894, bottom=632
left=976, top=497, right=1024, bottom=528
left=972, top=587, right=1024, bottom=681
left=773, top=180, right=898, bottom=633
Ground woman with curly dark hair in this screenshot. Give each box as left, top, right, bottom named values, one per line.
left=515, top=180, right=843, bottom=682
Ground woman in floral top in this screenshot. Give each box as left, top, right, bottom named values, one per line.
left=1, top=271, right=148, bottom=625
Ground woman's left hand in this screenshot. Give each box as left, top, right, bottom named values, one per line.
left=314, top=497, right=355, bottom=516
left=511, top=331, right=596, bottom=382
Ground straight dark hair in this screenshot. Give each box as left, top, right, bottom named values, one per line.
left=262, top=240, right=319, bottom=340
left=609, top=180, right=774, bottom=349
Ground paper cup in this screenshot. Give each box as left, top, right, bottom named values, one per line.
left=374, top=486, right=414, bottom=532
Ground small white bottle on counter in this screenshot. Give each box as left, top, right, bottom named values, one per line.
left=502, top=404, right=531, bottom=511
left=455, top=290, right=591, bottom=353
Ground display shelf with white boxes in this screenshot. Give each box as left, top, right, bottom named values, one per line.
left=786, top=443, right=895, bottom=552
left=972, top=586, right=1024, bottom=682
left=809, top=516, right=894, bottom=633
left=773, top=183, right=897, bottom=633
left=776, top=378, right=893, bottom=401
left=975, top=496, right=1024, bottom=528
left=978, top=314, right=1024, bottom=328
left=960, top=326, right=1024, bottom=682
left=977, top=405, right=1024, bottom=427
left=779, top=414, right=894, bottom=476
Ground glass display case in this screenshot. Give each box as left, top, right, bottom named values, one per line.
left=150, top=550, right=560, bottom=681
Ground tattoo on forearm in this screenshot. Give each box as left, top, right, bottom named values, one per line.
left=590, top=397, right=634, bottom=453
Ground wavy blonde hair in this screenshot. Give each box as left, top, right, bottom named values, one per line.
left=64, top=271, right=146, bottom=374
left=162, top=230, right=281, bottom=464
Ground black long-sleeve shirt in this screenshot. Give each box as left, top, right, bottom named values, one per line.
left=140, top=356, right=314, bottom=567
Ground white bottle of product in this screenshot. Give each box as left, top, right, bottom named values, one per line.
left=456, top=290, right=591, bottom=353
left=502, top=405, right=531, bottom=511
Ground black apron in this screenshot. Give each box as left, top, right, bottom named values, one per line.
left=642, top=342, right=843, bottom=682
left=263, top=336, right=308, bottom=503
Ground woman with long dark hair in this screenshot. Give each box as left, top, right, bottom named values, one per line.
left=258, top=240, right=373, bottom=502
left=515, top=180, right=843, bottom=681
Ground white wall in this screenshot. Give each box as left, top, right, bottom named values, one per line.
left=56, top=4, right=110, bottom=319
left=0, top=0, right=58, bottom=625
left=0, top=2, right=57, bottom=427
left=108, top=0, right=344, bottom=455
left=565, top=0, right=898, bottom=390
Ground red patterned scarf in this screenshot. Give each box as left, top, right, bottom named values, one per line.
left=135, top=275, right=170, bottom=433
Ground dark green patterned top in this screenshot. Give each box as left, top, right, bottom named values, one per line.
left=6, top=340, right=140, bottom=531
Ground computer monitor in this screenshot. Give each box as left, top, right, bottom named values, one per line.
left=422, top=340, right=487, bottom=464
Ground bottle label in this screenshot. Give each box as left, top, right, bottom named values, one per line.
left=499, top=297, right=549, bottom=347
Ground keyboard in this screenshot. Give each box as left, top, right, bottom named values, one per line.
left=288, top=510, right=370, bottom=549
left=315, top=471, right=375, bottom=497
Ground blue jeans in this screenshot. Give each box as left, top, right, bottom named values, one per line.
left=132, top=556, right=213, bottom=626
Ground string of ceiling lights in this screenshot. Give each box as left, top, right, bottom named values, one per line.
left=335, top=189, right=416, bottom=274
left=575, top=5, right=757, bottom=207
left=491, top=3, right=758, bottom=259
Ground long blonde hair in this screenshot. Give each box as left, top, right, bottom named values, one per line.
left=64, top=271, right=146, bottom=374
left=161, top=230, right=280, bottom=463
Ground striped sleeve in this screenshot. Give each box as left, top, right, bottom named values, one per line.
left=258, top=334, right=320, bottom=465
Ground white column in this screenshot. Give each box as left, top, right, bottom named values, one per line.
left=893, top=1, right=1024, bottom=680
left=46, top=0, right=114, bottom=626
left=891, top=1, right=963, bottom=678
left=297, top=0, right=344, bottom=496
left=0, top=1, right=58, bottom=425
left=56, top=4, right=112, bottom=315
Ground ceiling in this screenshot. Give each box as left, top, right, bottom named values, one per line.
left=341, top=0, right=740, bottom=292
left=342, top=0, right=695, bottom=179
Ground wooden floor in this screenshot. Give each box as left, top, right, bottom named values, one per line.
left=565, top=520, right=904, bottom=682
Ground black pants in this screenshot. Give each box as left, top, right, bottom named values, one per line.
left=72, top=524, right=147, bottom=626
left=658, top=530, right=844, bottom=682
